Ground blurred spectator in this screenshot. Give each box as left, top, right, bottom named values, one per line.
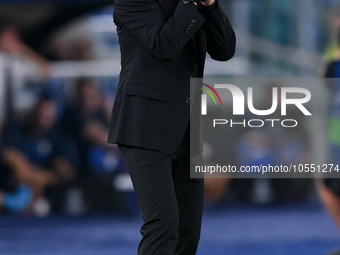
left=0, top=24, right=51, bottom=77
left=45, top=37, right=92, bottom=61
left=0, top=96, right=79, bottom=215
left=233, top=84, right=311, bottom=204
left=202, top=85, right=311, bottom=206
left=318, top=26, right=340, bottom=239
left=0, top=22, right=51, bottom=126
left=62, top=78, right=121, bottom=174
left=324, top=16, right=340, bottom=63
left=57, top=78, right=127, bottom=214
left=0, top=79, right=128, bottom=216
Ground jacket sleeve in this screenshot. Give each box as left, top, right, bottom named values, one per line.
left=113, top=0, right=205, bottom=61
left=199, top=1, right=236, bottom=61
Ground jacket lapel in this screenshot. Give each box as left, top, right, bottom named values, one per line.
left=157, top=0, right=179, bottom=19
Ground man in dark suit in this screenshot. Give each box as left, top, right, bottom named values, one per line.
left=108, top=0, right=235, bottom=254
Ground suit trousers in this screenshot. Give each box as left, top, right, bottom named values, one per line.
left=118, top=126, right=204, bottom=255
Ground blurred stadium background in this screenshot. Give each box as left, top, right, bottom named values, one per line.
left=1, top=0, right=340, bottom=254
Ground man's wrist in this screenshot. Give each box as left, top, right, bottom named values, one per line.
left=200, top=0, right=216, bottom=6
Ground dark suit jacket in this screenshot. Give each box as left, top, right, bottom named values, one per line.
left=108, top=0, right=236, bottom=155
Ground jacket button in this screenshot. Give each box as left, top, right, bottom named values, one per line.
left=186, top=97, right=190, bottom=104
left=190, top=73, right=196, bottom=78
